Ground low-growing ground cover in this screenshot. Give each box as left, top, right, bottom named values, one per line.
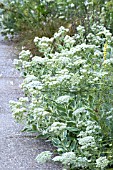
left=10, top=23, right=113, bottom=169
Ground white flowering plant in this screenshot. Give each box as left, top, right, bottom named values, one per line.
left=10, top=24, right=113, bottom=169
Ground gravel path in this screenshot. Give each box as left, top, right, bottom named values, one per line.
left=0, top=35, right=61, bottom=170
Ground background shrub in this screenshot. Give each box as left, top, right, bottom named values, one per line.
left=1, top=0, right=113, bottom=37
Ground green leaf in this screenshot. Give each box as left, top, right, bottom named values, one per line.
left=52, top=138, right=61, bottom=146
left=70, top=140, right=76, bottom=151
left=66, top=127, right=79, bottom=132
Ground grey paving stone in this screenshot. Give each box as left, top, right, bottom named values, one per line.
left=0, top=65, right=20, bottom=77
left=0, top=77, right=22, bottom=93
left=0, top=58, right=14, bottom=67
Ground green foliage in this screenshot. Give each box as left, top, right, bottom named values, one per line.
left=104, top=0, right=113, bottom=33
left=1, top=0, right=113, bottom=37
left=0, top=0, right=76, bottom=35
left=1, top=0, right=47, bottom=32
left=10, top=24, right=113, bottom=169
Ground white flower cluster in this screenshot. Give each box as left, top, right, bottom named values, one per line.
left=54, top=26, right=69, bottom=40
left=20, top=75, right=44, bottom=94
left=85, top=120, right=101, bottom=135
left=64, top=35, right=75, bottom=48
left=22, top=61, right=32, bottom=69
left=33, top=107, right=50, bottom=117
left=53, top=152, right=88, bottom=168
left=32, top=56, right=47, bottom=65
left=72, top=107, right=86, bottom=116
left=77, top=25, right=85, bottom=33
left=96, top=156, right=109, bottom=169
left=49, top=122, right=67, bottom=134
left=72, top=107, right=89, bottom=128
left=77, top=120, right=101, bottom=140
left=19, top=97, right=29, bottom=102
left=34, top=36, right=53, bottom=56
left=13, top=58, right=22, bottom=65
left=34, top=36, right=53, bottom=44
left=19, top=50, right=32, bottom=61
left=25, top=80, right=43, bottom=90
left=78, top=136, right=96, bottom=149
left=9, top=99, right=28, bottom=122
left=88, top=24, right=113, bottom=46
left=56, top=95, right=71, bottom=104
left=36, top=151, right=52, bottom=163
left=103, top=58, right=113, bottom=65
left=53, top=152, right=76, bottom=165
left=75, top=156, right=88, bottom=168
left=23, top=75, right=37, bottom=83
left=98, top=28, right=112, bottom=41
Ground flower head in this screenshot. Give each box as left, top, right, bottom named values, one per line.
left=36, top=151, right=52, bottom=163
left=96, top=156, right=109, bottom=169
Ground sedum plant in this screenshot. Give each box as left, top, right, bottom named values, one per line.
left=10, top=24, right=113, bottom=169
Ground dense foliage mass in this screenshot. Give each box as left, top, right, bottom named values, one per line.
left=0, top=0, right=113, bottom=36
left=10, top=24, right=113, bottom=169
